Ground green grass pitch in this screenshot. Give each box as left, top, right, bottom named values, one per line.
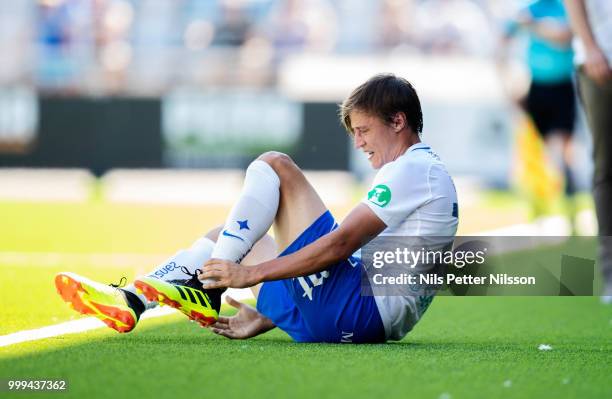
left=0, top=201, right=611, bottom=399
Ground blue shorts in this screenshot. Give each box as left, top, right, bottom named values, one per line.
left=256, top=211, right=385, bottom=343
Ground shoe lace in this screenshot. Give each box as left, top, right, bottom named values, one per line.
left=180, top=267, right=224, bottom=313
left=108, top=276, right=144, bottom=317
left=179, top=266, right=202, bottom=287
left=109, top=276, right=127, bottom=288
left=181, top=266, right=202, bottom=279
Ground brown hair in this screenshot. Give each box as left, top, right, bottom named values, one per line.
left=339, top=73, right=423, bottom=135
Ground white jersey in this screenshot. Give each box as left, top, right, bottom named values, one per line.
left=360, top=142, right=459, bottom=341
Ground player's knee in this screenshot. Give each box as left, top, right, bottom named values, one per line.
left=204, top=225, right=223, bottom=243
left=257, top=151, right=297, bottom=176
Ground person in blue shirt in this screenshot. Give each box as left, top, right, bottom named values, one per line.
left=504, top=0, right=578, bottom=227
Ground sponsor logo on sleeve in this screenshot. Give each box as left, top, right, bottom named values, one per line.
left=367, top=184, right=391, bottom=207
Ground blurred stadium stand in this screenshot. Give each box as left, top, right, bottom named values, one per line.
left=0, top=0, right=593, bottom=191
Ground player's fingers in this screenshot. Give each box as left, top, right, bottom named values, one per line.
left=210, top=317, right=230, bottom=327
left=204, top=259, right=229, bottom=271
left=198, top=269, right=221, bottom=280
left=203, top=258, right=221, bottom=267
left=225, top=295, right=243, bottom=309
left=210, top=327, right=236, bottom=339
left=201, top=279, right=225, bottom=289
left=200, top=263, right=218, bottom=274
left=209, top=321, right=229, bottom=330
left=201, top=264, right=229, bottom=276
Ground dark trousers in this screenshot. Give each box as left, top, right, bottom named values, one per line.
left=577, top=69, right=612, bottom=286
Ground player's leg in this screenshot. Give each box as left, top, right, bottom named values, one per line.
left=548, top=81, right=578, bottom=223
left=559, top=132, right=577, bottom=232
left=204, top=225, right=278, bottom=298
left=133, top=229, right=277, bottom=326
left=577, top=70, right=612, bottom=302
left=55, top=226, right=277, bottom=332
left=210, top=151, right=327, bottom=263
left=544, top=130, right=576, bottom=232
left=56, top=150, right=322, bottom=333
left=559, top=132, right=575, bottom=196
left=56, top=234, right=219, bottom=332
left=203, top=152, right=381, bottom=342
left=203, top=225, right=318, bottom=342
left=259, top=151, right=328, bottom=251
left=54, top=272, right=144, bottom=333
left=552, top=82, right=577, bottom=229
left=544, top=131, right=575, bottom=193
left=237, top=154, right=384, bottom=343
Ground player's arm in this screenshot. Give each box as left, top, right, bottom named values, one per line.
left=563, top=0, right=611, bottom=84
left=254, top=204, right=386, bottom=281
left=530, top=19, right=573, bottom=45
left=564, top=0, right=598, bottom=50
left=200, top=204, right=386, bottom=289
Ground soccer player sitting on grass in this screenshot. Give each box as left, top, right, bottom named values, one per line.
left=55, top=74, right=459, bottom=343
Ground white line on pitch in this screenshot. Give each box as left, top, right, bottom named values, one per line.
left=0, top=289, right=252, bottom=348
left=0, top=307, right=177, bottom=348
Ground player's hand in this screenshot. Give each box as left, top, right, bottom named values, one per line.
left=199, top=259, right=258, bottom=289
left=207, top=295, right=275, bottom=339
left=584, top=45, right=612, bottom=85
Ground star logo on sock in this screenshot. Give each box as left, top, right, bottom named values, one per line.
left=237, top=220, right=250, bottom=230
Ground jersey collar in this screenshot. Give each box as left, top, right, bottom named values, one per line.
left=389, top=142, right=431, bottom=166
left=407, top=142, right=430, bottom=152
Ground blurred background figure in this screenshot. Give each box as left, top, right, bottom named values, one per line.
left=564, top=0, right=612, bottom=302
left=96, top=0, right=136, bottom=94
left=260, top=0, right=337, bottom=67
left=414, top=0, right=494, bottom=56
left=375, top=0, right=418, bottom=53
left=37, top=0, right=87, bottom=93
left=207, top=0, right=259, bottom=86
left=501, top=0, right=578, bottom=232
left=211, top=1, right=252, bottom=48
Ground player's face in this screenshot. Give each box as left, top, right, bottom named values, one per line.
left=350, top=110, right=402, bottom=169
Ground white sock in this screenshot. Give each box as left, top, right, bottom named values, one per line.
left=124, top=237, right=215, bottom=310
left=122, top=284, right=153, bottom=310
left=211, top=160, right=280, bottom=263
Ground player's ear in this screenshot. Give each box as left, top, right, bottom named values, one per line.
left=392, top=112, right=406, bottom=133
